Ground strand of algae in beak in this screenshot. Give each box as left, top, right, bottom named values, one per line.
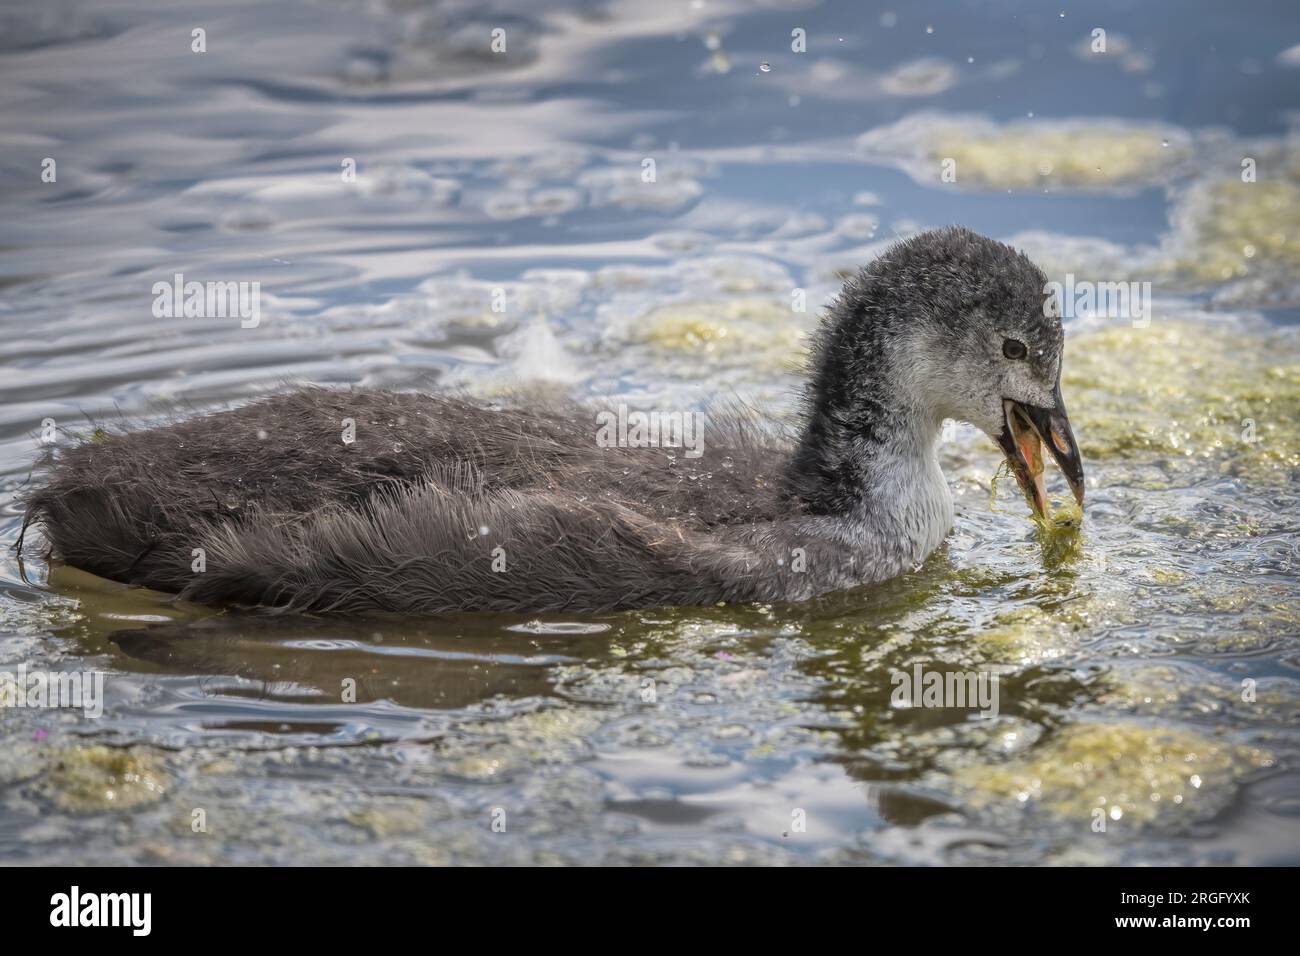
left=988, top=457, right=1084, bottom=533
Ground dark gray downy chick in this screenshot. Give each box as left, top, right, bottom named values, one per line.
left=21, top=227, right=1084, bottom=615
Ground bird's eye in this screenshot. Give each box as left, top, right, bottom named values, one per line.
left=1003, top=338, right=1028, bottom=360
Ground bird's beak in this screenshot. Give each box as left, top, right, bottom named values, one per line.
left=996, top=384, right=1085, bottom=520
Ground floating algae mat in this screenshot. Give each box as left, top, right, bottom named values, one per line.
left=1157, top=138, right=1300, bottom=305
left=38, top=745, right=169, bottom=813
left=623, top=298, right=811, bottom=369
left=857, top=113, right=1191, bottom=191
left=1168, top=179, right=1300, bottom=286
left=1063, top=319, right=1300, bottom=482
left=953, top=722, right=1273, bottom=829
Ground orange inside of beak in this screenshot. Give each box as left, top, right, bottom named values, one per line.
left=1007, top=404, right=1050, bottom=519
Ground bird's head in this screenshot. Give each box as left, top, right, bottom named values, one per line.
left=814, top=227, right=1084, bottom=520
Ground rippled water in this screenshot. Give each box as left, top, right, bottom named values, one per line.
left=2, top=0, right=1299, bottom=865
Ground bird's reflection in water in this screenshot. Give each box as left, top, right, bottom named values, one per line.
left=104, top=611, right=618, bottom=714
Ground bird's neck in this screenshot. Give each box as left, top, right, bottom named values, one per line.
left=783, top=352, right=954, bottom=572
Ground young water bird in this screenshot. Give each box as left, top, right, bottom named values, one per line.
left=22, top=227, right=1084, bottom=614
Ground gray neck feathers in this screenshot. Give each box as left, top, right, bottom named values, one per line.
left=781, top=274, right=955, bottom=579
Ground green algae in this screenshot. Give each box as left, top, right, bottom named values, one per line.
left=987, top=454, right=1085, bottom=566
left=955, top=721, right=1273, bottom=827
left=858, top=113, right=1190, bottom=192
left=1165, top=176, right=1300, bottom=288
left=41, top=745, right=169, bottom=813
left=1032, top=498, right=1085, bottom=568
left=972, top=592, right=1114, bottom=664
left=1063, top=321, right=1300, bottom=482
left=939, top=127, right=1179, bottom=190
left=630, top=298, right=810, bottom=370
left=988, top=456, right=1083, bottom=532
left=1041, top=498, right=1084, bottom=531
left=857, top=116, right=1298, bottom=310
left=977, top=605, right=1079, bottom=663
left=987, top=458, right=1014, bottom=513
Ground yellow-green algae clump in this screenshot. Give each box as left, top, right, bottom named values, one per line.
left=41, top=744, right=169, bottom=813
left=978, top=605, right=1080, bottom=664
left=940, top=127, right=1178, bottom=190
left=956, top=721, right=1272, bottom=826
left=1063, top=321, right=1300, bottom=482
left=1165, top=174, right=1300, bottom=287
left=858, top=114, right=1188, bottom=191
left=622, top=297, right=812, bottom=379
left=986, top=458, right=1085, bottom=564
left=634, top=299, right=807, bottom=355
